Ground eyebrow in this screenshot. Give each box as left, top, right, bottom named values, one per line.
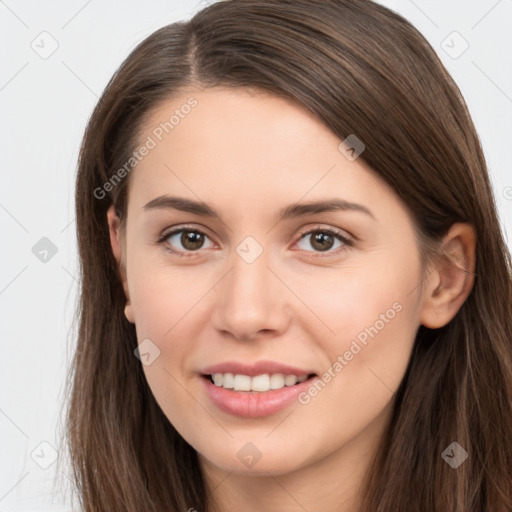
left=143, top=195, right=375, bottom=221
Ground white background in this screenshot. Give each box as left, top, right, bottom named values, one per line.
left=1, top=0, right=511, bottom=510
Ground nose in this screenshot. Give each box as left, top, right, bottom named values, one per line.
left=211, top=249, right=292, bottom=342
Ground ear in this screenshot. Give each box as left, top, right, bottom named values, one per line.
left=419, top=223, right=476, bottom=329
left=107, top=205, right=135, bottom=324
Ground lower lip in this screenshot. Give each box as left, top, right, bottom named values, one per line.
left=201, top=375, right=316, bottom=418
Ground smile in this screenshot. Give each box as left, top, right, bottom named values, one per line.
left=199, top=361, right=318, bottom=417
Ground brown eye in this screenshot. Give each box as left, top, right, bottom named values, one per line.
left=160, top=228, right=214, bottom=255
left=309, top=232, right=335, bottom=251
left=180, top=230, right=205, bottom=250
left=296, top=228, right=351, bottom=254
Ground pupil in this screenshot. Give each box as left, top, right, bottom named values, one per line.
left=312, top=232, right=333, bottom=251
left=182, top=231, right=204, bottom=250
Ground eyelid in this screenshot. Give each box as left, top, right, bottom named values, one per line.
left=156, top=224, right=212, bottom=244
left=296, top=225, right=353, bottom=244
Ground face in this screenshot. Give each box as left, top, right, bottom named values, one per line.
left=111, top=86, right=430, bottom=477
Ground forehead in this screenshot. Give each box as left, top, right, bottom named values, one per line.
left=127, top=86, right=406, bottom=225
left=139, top=86, right=337, bottom=157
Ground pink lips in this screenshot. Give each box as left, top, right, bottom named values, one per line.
left=201, top=360, right=315, bottom=377
left=200, top=360, right=317, bottom=418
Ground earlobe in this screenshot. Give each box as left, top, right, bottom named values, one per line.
left=107, top=205, right=135, bottom=324
left=124, top=303, right=135, bottom=324
left=420, top=223, right=477, bottom=329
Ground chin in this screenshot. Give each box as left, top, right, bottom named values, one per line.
left=198, top=443, right=309, bottom=476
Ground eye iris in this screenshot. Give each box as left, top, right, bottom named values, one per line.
left=311, top=232, right=334, bottom=251
left=181, top=230, right=204, bottom=250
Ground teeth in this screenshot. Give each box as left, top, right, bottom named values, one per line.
left=270, top=373, right=285, bottom=389
left=222, top=373, right=234, bottom=389
left=284, top=375, right=297, bottom=386
left=211, top=373, right=310, bottom=392
left=233, top=374, right=251, bottom=391
left=251, top=374, right=270, bottom=392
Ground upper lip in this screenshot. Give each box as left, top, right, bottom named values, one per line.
left=201, top=360, right=317, bottom=377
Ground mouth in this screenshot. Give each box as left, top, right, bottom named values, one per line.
left=200, top=372, right=318, bottom=418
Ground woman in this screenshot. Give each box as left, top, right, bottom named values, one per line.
left=63, top=0, right=512, bottom=510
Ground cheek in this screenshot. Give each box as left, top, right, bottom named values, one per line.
left=297, top=302, right=417, bottom=446
left=290, top=254, right=421, bottom=351
left=127, top=254, right=210, bottom=340
left=293, top=261, right=421, bottom=427
left=129, top=268, right=208, bottom=436
left=127, top=261, right=214, bottom=396
left=290, top=252, right=422, bottom=404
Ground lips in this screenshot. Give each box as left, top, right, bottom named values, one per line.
left=199, top=360, right=318, bottom=418
left=201, top=360, right=316, bottom=377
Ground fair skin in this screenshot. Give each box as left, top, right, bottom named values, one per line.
left=107, top=87, right=476, bottom=511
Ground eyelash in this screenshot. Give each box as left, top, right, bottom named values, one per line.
left=156, top=225, right=353, bottom=258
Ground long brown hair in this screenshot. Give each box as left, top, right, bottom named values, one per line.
left=60, top=1, right=512, bottom=510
